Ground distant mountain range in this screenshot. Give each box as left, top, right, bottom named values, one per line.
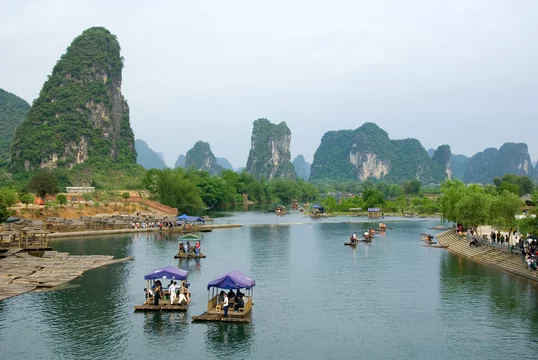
left=135, top=139, right=167, bottom=169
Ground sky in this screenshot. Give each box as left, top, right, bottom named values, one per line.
left=1, top=0, right=537, bottom=169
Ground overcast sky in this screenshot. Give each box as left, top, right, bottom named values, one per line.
left=1, top=0, right=537, bottom=169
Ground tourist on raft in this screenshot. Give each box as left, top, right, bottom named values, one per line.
left=195, top=241, right=201, bottom=256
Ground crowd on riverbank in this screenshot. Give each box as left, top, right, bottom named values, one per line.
left=459, top=225, right=538, bottom=273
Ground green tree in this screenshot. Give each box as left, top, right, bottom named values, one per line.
left=20, top=194, right=34, bottom=209
left=490, top=191, right=522, bottom=243
left=439, top=179, right=466, bottom=223
left=0, top=187, right=18, bottom=209
left=403, top=179, right=421, bottom=195
left=122, top=192, right=130, bottom=201
left=27, top=170, right=59, bottom=200
left=454, top=185, right=491, bottom=233
left=362, top=187, right=384, bottom=208
left=322, top=196, right=338, bottom=212
left=56, top=194, right=68, bottom=205
left=0, top=203, right=9, bottom=223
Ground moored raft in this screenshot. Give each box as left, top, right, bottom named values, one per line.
left=192, top=270, right=255, bottom=323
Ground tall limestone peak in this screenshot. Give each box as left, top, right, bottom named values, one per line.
left=293, top=155, right=311, bottom=180
left=463, top=142, right=534, bottom=183
left=10, top=27, right=136, bottom=172
left=432, top=145, right=452, bottom=179
left=310, top=122, right=447, bottom=183
left=245, top=118, right=296, bottom=179
left=0, top=89, right=30, bottom=165
left=185, top=141, right=223, bottom=175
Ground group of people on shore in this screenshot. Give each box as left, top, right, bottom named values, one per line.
left=131, top=221, right=196, bottom=231
left=217, top=289, right=246, bottom=317
left=178, top=240, right=201, bottom=256
left=144, top=280, right=191, bottom=306
left=521, top=240, right=538, bottom=271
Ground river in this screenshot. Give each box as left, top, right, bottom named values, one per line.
left=1, top=210, right=538, bottom=359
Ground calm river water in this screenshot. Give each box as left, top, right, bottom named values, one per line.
left=1, top=210, right=538, bottom=360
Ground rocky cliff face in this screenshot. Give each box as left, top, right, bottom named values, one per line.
left=310, top=122, right=447, bottom=183
left=135, top=139, right=166, bottom=169
left=450, top=154, right=470, bottom=180
left=10, top=27, right=136, bottom=173
left=0, top=89, right=30, bottom=166
left=431, top=145, right=452, bottom=179
left=463, top=143, right=534, bottom=183
left=293, top=155, right=311, bottom=180
left=245, top=118, right=296, bottom=179
left=185, top=141, right=223, bottom=175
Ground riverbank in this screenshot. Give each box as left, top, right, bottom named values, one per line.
left=437, top=230, right=537, bottom=281
left=47, top=223, right=242, bottom=239
left=0, top=251, right=133, bottom=301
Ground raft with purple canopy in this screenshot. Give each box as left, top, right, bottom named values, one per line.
left=192, top=270, right=255, bottom=323
left=134, top=265, right=190, bottom=312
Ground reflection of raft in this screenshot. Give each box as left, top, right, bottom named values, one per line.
left=134, top=304, right=188, bottom=311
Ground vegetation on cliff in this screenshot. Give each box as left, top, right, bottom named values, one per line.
left=245, top=118, right=296, bottom=179
left=10, top=27, right=136, bottom=173
left=185, top=141, right=223, bottom=175
left=0, top=89, right=30, bottom=167
left=463, top=143, right=534, bottom=184
left=135, top=139, right=166, bottom=169
left=310, top=123, right=447, bottom=183
left=450, top=154, right=470, bottom=180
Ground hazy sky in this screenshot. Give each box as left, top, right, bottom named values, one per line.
left=2, top=0, right=537, bottom=169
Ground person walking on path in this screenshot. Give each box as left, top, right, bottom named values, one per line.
left=223, top=292, right=229, bottom=318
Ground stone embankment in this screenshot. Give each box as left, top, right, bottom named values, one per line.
left=437, top=230, right=537, bottom=281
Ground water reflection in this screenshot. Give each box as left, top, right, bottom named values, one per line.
left=143, top=312, right=189, bottom=338
left=36, top=264, right=132, bottom=358
left=204, top=323, right=253, bottom=358
left=248, top=225, right=291, bottom=278
left=439, top=252, right=538, bottom=340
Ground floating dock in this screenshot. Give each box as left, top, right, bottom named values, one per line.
left=0, top=250, right=133, bottom=301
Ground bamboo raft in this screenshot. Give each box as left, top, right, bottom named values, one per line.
left=0, top=250, right=133, bottom=301
left=192, top=312, right=252, bottom=323
left=174, top=252, right=206, bottom=259
left=421, top=244, right=449, bottom=248
left=421, top=240, right=437, bottom=245
left=344, top=242, right=358, bottom=246
left=134, top=304, right=188, bottom=311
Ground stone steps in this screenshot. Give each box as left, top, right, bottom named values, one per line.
left=437, top=230, right=537, bottom=281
